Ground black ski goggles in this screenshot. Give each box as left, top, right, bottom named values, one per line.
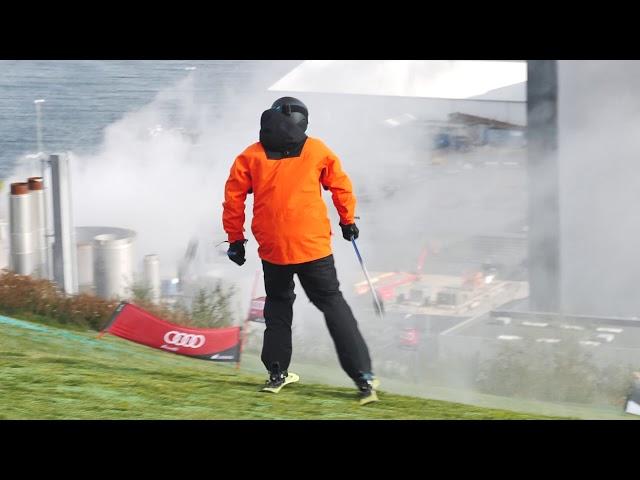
left=272, top=104, right=308, bottom=118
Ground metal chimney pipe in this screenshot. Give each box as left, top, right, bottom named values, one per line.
left=9, top=182, right=33, bottom=275
left=527, top=60, right=560, bottom=312
left=143, top=254, right=161, bottom=304
left=50, top=154, right=78, bottom=294
left=28, top=177, right=46, bottom=277
left=34, top=99, right=45, bottom=155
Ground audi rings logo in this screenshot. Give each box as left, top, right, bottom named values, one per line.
left=163, top=331, right=206, bottom=349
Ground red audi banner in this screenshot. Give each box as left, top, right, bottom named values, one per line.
left=102, top=302, right=241, bottom=362
left=247, top=296, right=266, bottom=323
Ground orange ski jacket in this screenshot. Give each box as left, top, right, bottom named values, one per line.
left=223, top=137, right=357, bottom=265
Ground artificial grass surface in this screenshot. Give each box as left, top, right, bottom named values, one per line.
left=0, top=315, right=563, bottom=420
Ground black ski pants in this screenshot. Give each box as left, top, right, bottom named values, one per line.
left=261, top=254, right=372, bottom=382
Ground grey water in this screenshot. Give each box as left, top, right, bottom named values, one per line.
left=0, top=60, right=297, bottom=177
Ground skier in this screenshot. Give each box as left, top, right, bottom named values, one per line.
left=222, top=97, right=379, bottom=404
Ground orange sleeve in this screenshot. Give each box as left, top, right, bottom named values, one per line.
left=320, top=147, right=357, bottom=225
left=222, top=154, right=252, bottom=242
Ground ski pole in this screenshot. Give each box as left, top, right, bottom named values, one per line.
left=351, top=237, right=384, bottom=319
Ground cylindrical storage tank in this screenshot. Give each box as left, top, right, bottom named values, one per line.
left=143, top=254, right=161, bottom=304
left=28, top=177, right=46, bottom=278
left=9, top=183, right=33, bottom=275
left=76, top=242, right=94, bottom=294
left=92, top=229, right=135, bottom=300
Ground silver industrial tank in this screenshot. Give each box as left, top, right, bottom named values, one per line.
left=76, top=226, right=136, bottom=300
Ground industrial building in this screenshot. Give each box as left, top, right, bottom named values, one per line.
left=0, top=155, right=160, bottom=303
left=260, top=61, right=640, bottom=383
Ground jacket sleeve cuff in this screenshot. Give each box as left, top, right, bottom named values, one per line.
left=228, top=233, right=245, bottom=243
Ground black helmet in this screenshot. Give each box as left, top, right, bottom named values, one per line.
left=271, top=97, right=308, bottom=132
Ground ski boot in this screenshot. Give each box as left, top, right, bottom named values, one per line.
left=356, top=372, right=380, bottom=406
left=261, top=363, right=300, bottom=394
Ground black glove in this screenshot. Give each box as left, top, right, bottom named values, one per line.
left=339, top=223, right=359, bottom=241
left=227, top=240, right=247, bottom=266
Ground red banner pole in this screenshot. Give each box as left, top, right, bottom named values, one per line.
left=416, top=246, right=428, bottom=274
left=96, top=301, right=128, bottom=339
left=236, top=269, right=261, bottom=370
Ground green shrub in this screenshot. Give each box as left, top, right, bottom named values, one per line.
left=0, top=270, right=118, bottom=330
left=188, top=283, right=236, bottom=328
left=0, top=270, right=234, bottom=332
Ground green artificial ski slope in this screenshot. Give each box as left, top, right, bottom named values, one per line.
left=0, top=314, right=566, bottom=420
